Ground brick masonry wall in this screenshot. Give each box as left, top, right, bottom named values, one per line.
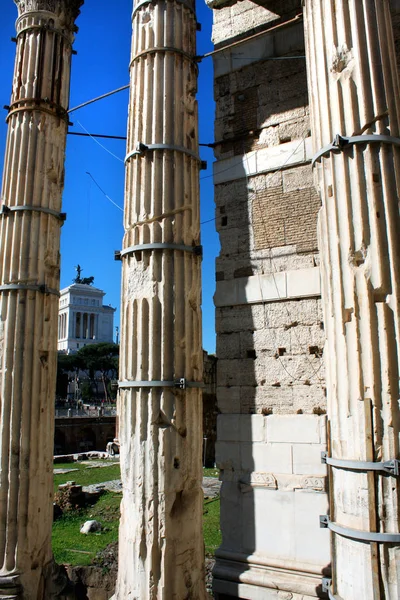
left=252, top=185, right=321, bottom=252
left=213, top=12, right=326, bottom=416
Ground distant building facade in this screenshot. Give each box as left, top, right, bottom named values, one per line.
left=58, top=283, right=116, bottom=353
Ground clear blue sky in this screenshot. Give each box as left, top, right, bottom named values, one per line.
left=0, top=0, right=219, bottom=353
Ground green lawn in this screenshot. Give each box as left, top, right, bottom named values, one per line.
left=52, top=462, right=221, bottom=566
left=52, top=491, right=121, bottom=566
left=203, top=497, right=221, bottom=555
left=203, top=467, right=219, bottom=478
left=54, top=461, right=120, bottom=491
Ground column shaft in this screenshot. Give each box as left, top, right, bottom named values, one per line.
left=114, top=0, right=205, bottom=597
left=304, top=1, right=400, bottom=598
left=0, top=2, right=82, bottom=598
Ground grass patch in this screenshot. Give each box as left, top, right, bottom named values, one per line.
left=54, top=462, right=120, bottom=491
left=52, top=491, right=121, bottom=566
left=53, top=462, right=221, bottom=566
left=203, top=467, right=219, bottom=478
left=203, top=497, right=221, bottom=555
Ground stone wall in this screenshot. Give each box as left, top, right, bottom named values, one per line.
left=208, top=0, right=329, bottom=597
left=54, top=417, right=116, bottom=455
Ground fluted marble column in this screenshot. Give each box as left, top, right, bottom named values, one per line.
left=114, top=0, right=205, bottom=597
left=0, top=2, right=81, bottom=598
left=304, top=1, right=400, bottom=598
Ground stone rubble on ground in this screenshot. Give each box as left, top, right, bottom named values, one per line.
left=80, top=520, right=102, bottom=535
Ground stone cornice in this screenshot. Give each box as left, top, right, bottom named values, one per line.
left=205, top=0, right=233, bottom=9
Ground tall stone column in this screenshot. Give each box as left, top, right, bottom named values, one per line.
left=114, top=0, right=205, bottom=597
left=304, top=1, right=400, bottom=598
left=0, top=1, right=82, bottom=598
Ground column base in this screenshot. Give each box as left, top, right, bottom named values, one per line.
left=213, top=551, right=329, bottom=600
left=0, top=575, right=22, bottom=600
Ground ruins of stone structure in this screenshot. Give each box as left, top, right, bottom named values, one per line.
left=0, top=1, right=82, bottom=598
left=113, top=0, right=206, bottom=596
left=207, top=0, right=400, bottom=598
left=207, top=1, right=329, bottom=597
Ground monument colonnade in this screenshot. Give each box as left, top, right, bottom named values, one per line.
left=0, top=0, right=400, bottom=599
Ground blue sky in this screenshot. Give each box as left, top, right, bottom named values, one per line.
left=0, top=0, right=218, bottom=353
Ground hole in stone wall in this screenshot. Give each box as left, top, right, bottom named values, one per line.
left=174, top=457, right=180, bottom=469
left=221, top=216, right=228, bottom=226
left=247, top=350, right=256, bottom=359
left=309, top=346, right=323, bottom=357
left=278, top=347, right=286, bottom=356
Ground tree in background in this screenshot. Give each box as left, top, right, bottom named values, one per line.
left=76, top=342, right=119, bottom=403
left=56, top=353, right=83, bottom=399
left=57, top=343, right=119, bottom=403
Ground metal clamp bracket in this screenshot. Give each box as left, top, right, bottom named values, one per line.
left=125, top=142, right=201, bottom=164
left=312, top=134, right=400, bottom=166
left=132, top=0, right=196, bottom=18
left=321, top=451, right=400, bottom=476
left=322, top=578, right=344, bottom=600
left=0, top=283, right=60, bottom=296
left=130, top=46, right=198, bottom=68
left=320, top=515, right=400, bottom=543
left=1, top=204, right=66, bottom=222
left=115, top=243, right=202, bottom=260
left=118, top=379, right=204, bottom=389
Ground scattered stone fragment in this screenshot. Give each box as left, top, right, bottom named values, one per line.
left=80, top=520, right=102, bottom=535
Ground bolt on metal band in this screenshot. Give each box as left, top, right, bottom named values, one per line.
left=132, top=0, right=196, bottom=18
left=322, top=578, right=344, bottom=600
left=115, top=243, right=202, bottom=260
left=130, top=46, right=198, bottom=68
left=0, top=283, right=60, bottom=296
left=320, top=515, right=400, bottom=543
left=119, top=379, right=204, bottom=390
left=1, top=204, right=66, bottom=222
left=312, top=133, right=400, bottom=166
left=125, top=142, right=202, bottom=164
left=321, top=452, right=400, bottom=476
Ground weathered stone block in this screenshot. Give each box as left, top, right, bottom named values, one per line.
left=241, top=442, right=293, bottom=473
left=266, top=415, right=322, bottom=444
left=217, top=414, right=240, bottom=441
left=239, top=415, right=265, bottom=442
left=219, top=481, right=242, bottom=550
left=283, top=164, right=314, bottom=192
left=216, top=441, right=241, bottom=471
left=216, top=332, right=241, bottom=359
left=293, top=491, right=330, bottom=564
left=292, top=443, right=327, bottom=475
left=217, top=385, right=241, bottom=413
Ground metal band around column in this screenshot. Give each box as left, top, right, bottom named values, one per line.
left=321, top=452, right=400, bottom=476
left=130, top=47, right=198, bottom=68
left=125, top=142, right=201, bottom=163
left=15, top=23, right=73, bottom=45
left=6, top=99, right=69, bottom=123
left=0, top=284, right=60, bottom=296
left=132, top=0, right=196, bottom=18
left=320, top=515, right=400, bottom=543
left=1, top=205, right=66, bottom=221
left=119, top=379, right=204, bottom=390
left=312, top=134, right=400, bottom=166
left=115, top=243, right=202, bottom=260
